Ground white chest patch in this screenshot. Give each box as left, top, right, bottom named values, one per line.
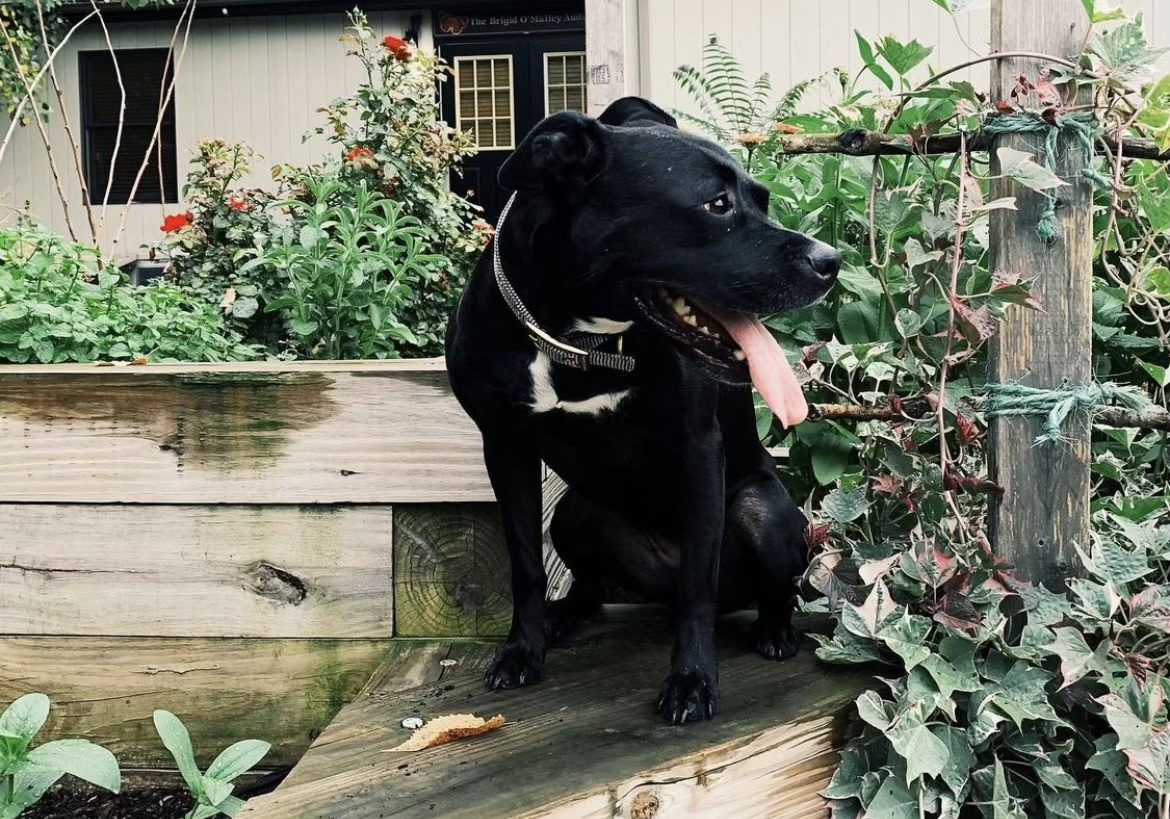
left=528, top=351, right=633, bottom=416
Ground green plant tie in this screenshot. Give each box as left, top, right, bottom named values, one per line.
left=983, top=381, right=1152, bottom=445
left=983, top=111, right=1111, bottom=243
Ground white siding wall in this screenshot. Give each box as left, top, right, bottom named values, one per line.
left=0, top=10, right=428, bottom=259
left=637, top=0, right=1170, bottom=123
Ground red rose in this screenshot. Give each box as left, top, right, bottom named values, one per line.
left=382, top=35, right=411, bottom=61
left=346, top=146, right=374, bottom=162
left=227, top=197, right=248, bottom=212
left=161, top=212, right=193, bottom=233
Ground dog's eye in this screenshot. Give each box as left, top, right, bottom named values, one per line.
left=702, top=195, right=732, bottom=215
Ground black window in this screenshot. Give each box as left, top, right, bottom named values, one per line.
left=79, top=49, right=177, bottom=205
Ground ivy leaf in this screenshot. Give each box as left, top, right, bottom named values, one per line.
left=823, top=487, right=870, bottom=524
left=996, top=146, right=1067, bottom=192
left=813, top=627, right=885, bottom=665
left=842, top=579, right=900, bottom=639
left=989, top=661, right=1063, bottom=728
left=933, top=725, right=975, bottom=795
left=877, top=613, right=933, bottom=670
left=1046, top=627, right=1100, bottom=688
left=1100, top=693, right=1154, bottom=750
left=1087, top=735, right=1143, bottom=807
left=856, top=690, right=893, bottom=730
left=822, top=744, right=869, bottom=800
left=864, top=774, right=918, bottom=819
left=1125, top=725, right=1170, bottom=794
left=894, top=308, right=923, bottom=339
left=886, top=704, right=949, bottom=784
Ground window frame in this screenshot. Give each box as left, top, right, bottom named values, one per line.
left=78, top=47, right=178, bottom=206
left=542, top=50, right=587, bottom=117
left=452, top=54, right=517, bottom=152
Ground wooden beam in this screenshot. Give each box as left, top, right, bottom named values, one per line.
left=0, top=637, right=388, bottom=770
left=0, top=360, right=494, bottom=504
left=239, top=609, right=871, bottom=819
left=0, top=504, right=394, bottom=637
left=392, top=504, right=511, bottom=637
left=585, top=0, right=636, bottom=116
left=987, top=0, right=1093, bottom=588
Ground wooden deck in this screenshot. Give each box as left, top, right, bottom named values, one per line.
left=240, top=608, right=870, bottom=819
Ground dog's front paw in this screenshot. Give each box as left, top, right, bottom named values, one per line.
left=484, top=642, right=545, bottom=690
left=657, top=670, right=720, bottom=724
left=753, top=620, right=802, bottom=661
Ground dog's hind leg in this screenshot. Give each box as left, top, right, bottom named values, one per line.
left=723, top=471, right=809, bottom=661
left=545, top=489, right=675, bottom=642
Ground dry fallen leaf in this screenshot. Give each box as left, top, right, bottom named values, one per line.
left=385, top=713, right=505, bottom=752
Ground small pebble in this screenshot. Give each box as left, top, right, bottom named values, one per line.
left=401, top=717, right=425, bottom=730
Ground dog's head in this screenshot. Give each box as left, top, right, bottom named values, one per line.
left=498, top=97, right=839, bottom=424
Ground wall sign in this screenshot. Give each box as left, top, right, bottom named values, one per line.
left=436, top=9, right=585, bottom=37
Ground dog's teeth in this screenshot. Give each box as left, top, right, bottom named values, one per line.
left=684, top=314, right=698, bottom=326
left=698, top=325, right=711, bottom=335
left=733, top=350, right=746, bottom=361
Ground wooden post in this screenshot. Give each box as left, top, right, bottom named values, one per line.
left=585, top=0, right=638, bottom=116
left=988, top=0, right=1093, bottom=588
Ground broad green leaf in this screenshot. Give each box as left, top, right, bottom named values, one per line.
left=289, top=319, right=319, bottom=337
left=230, top=297, right=259, bottom=320
left=822, top=744, right=868, bottom=799
left=217, top=795, right=248, bottom=816
left=1125, top=725, right=1170, bottom=794
left=855, top=690, right=892, bottom=730
left=990, top=661, right=1062, bottom=728
left=3, top=768, right=64, bottom=817
left=26, top=739, right=120, bottom=793
left=206, top=739, right=270, bottom=783
left=298, top=224, right=326, bottom=250
left=201, top=774, right=234, bottom=807
left=997, top=147, right=1067, bottom=192
left=865, top=774, right=918, bottom=819
left=0, top=694, right=49, bottom=742
left=877, top=613, right=932, bottom=670
left=1138, top=359, right=1170, bottom=387
left=886, top=705, right=949, bottom=784
left=1100, top=693, right=1153, bottom=750
left=153, top=710, right=202, bottom=794
left=856, top=31, right=894, bottom=90
left=822, top=487, right=869, bottom=524
left=813, top=628, right=885, bottom=665
left=876, top=36, right=933, bottom=77
left=1046, top=627, right=1099, bottom=688
left=1087, top=736, right=1142, bottom=807
left=842, top=579, right=900, bottom=639
left=894, top=309, right=922, bottom=339
left=933, top=726, right=975, bottom=795
left=1081, top=0, right=1127, bottom=23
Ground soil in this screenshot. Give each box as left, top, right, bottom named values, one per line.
left=22, top=788, right=194, bottom=819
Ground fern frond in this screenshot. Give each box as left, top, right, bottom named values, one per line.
left=671, top=109, right=730, bottom=142
left=769, top=74, right=822, bottom=122
left=701, top=37, right=753, bottom=133
left=748, top=73, right=773, bottom=131
left=673, top=64, right=726, bottom=136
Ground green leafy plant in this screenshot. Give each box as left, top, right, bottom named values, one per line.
left=153, top=710, right=270, bottom=819
left=0, top=217, right=259, bottom=363
left=164, top=9, right=489, bottom=359
left=676, top=4, right=1170, bottom=818
left=0, top=694, right=120, bottom=818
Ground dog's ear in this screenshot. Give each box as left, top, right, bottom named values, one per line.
left=498, top=111, right=605, bottom=193
left=597, top=96, right=678, bottom=129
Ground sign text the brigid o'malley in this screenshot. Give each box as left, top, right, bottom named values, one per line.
left=436, top=9, right=586, bottom=37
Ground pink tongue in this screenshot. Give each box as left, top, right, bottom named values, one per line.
left=706, top=306, right=809, bottom=428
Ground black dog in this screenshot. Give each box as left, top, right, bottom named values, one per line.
left=446, top=97, right=839, bottom=724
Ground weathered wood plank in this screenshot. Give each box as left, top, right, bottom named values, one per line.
left=987, top=2, right=1093, bottom=587
left=0, top=360, right=494, bottom=504
left=241, top=609, right=869, bottom=818
left=392, top=504, right=511, bottom=637
left=0, top=637, right=389, bottom=770
left=0, top=504, right=394, bottom=637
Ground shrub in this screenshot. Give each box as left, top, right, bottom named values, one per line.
left=163, top=9, right=489, bottom=359
left=0, top=218, right=258, bottom=364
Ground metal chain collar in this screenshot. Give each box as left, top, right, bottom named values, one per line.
left=492, top=192, right=636, bottom=373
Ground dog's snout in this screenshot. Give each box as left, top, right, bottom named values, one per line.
left=806, top=244, right=841, bottom=282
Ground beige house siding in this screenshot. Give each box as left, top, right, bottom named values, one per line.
left=635, top=0, right=1170, bottom=122
left=0, top=10, right=427, bottom=259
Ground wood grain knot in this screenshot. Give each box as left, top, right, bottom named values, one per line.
left=629, top=791, right=659, bottom=819
left=243, top=561, right=309, bottom=605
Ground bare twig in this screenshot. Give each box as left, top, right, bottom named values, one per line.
left=0, top=20, right=80, bottom=241
left=88, top=0, right=126, bottom=243
left=110, top=0, right=197, bottom=254
left=34, top=0, right=97, bottom=244
left=0, top=9, right=96, bottom=167
left=808, top=401, right=1170, bottom=432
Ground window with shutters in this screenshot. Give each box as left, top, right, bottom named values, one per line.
left=544, top=52, right=587, bottom=116
left=453, top=55, right=515, bottom=151
left=79, top=49, right=177, bottom=205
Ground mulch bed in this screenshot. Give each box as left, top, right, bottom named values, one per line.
left=23, top=788, right=194, bottom=819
